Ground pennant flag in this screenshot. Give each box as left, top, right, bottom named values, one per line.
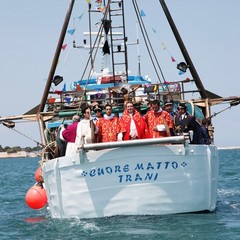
left=67, top=29, right=75, bottom=35
left=103, top=40, right=110, bottom=55
left=164, top=81, right=171, bottom=84
left=61, top=44, right=67, bottom=50
left=55, top=90, right=62, bottom=95
left=47, top=98, right=56, bottom=104
left=161, top=42, right=166, bottom=50
left=62, top=83, right=66, bottom=92
left=97, top=6, right=105, bottom=12
left=96, top=0, right=102, bottom=3
left=171, top=56, right=175, bottom=62
left=152, top=28, right=156, bottom=34
left=103, top=19, right=110, bottom=35
left=153, top=85, right=158, bottom=92
left=86, top=0, right=91, bottom=3
left=178, top=70, right=185, bottom=75
left=64, top=97, right=71, bottom=105
left=140, top=10, right=146, bottom=17
left=78, top=12, right=85, bottom=20
left=76, top=84, right=82, bottom=91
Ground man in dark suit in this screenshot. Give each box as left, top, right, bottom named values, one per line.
left=174, top=102, right=200, bottom=144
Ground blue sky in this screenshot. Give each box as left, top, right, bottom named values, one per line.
left=0, top=0, right=240, bottom=148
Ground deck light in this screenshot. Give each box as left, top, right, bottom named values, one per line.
left=52, top=75, right=63, bottom=86
left=177, top=62, right=188, bottom=72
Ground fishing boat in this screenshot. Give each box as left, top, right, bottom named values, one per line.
left=1, top=0, right=240, bottom=218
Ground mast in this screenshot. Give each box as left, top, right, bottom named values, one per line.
left=159, top=0, right=208, bottom=99
left=37, top=0, right=75, bottom=147
left=38, top=0, right=75, bottom=113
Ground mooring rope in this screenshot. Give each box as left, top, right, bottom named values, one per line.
left=7, top=127, right=44, bottom=147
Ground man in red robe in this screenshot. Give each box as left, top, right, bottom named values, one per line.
left=62, top=115, right=80, bottom=143
left=119, top=101, right=149, bottom=140
left=96, top=104, right=119, bottom=142
left=145, top=100, right=173, bottom=138
left=61, top=115, right=80, bottom=156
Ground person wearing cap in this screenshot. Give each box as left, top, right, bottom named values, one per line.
left=163, top=99, right=177, bottom=121
left=174, top=102, right=200, bottom=144
left=92, top=105, right=103, bottom=124
left=144, top=99, right=173, bottom=138
left=96, top=103, right=120, bottom=142
left=119, top=101, right=149, bottom=140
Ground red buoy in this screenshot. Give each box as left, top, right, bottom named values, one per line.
left=25, top=184, right=47, bottom=210
left=35, top=167, right=42, bottom=182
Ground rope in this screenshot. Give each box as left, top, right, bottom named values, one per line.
left=210, top=106, right=232, bottom=119
left=8, top=127, right=44, bottom=147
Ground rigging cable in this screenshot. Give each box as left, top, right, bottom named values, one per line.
left=76, top=1, right=112, bottom=114
left=132, top=0, right=166, bottom=84
left=210, top=101, right=240, bottom=119
left=132, top=0, right=180, bottom=99
left=4, top=126, right=43, bottom=147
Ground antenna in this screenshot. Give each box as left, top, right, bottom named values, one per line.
left=136, top=21, right=141, bottom=76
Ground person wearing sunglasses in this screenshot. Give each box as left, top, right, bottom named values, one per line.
left=75, top=107, right=97, bottom=147
left=92, top=105, right=103, bottom=124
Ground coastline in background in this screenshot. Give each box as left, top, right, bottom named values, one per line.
left=0, top=151, right=41, bottom=159
left=1, top=146, right=240, bottom=158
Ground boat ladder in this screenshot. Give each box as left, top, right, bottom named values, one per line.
left=108, top=0, right=128, bottom=83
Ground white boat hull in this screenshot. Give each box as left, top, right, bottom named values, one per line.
left=42, top=142, right=219, bottom=218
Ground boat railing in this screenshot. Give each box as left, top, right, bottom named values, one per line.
left=79, top=134, right=189, bottom=152
left=45, top=77, right=205, bottom=112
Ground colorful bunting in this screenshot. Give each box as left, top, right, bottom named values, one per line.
left=86, top=0, right=91, bottom=3
left=161, top=42, right=166, bottom=50
left=140, top=10, right=146, bottom=17
left=48, top=98, right=56, bottom=104
left=76, top=84, right=82, bottom=91
left=97, top=6, right=105, bottom=12
left=67, top=29, right=75, bottom=35
left=64, top=97, right=71, bottom=105
left=62, top=83, right=66, bottom=92
left=55, top=90, right=62, bottom=95
left=178, top=70, right=185, bottom=75
left=103, top=19, right=110, bottom=35
left=171, top=56, right=175, bottom=62
left=78, top=12, right=85, bottom=20
left=61, top=44, right=67, bottom=50
left=103, top=40, right=110, bottom=55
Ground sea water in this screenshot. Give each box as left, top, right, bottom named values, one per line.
left=0, top=149, right=240, bottom=240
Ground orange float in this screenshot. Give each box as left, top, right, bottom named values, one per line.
left=34, top=167, right=42, bottom=182
left=25, top=184, right=47, bottom=210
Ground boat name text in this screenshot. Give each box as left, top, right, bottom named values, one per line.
left=81, top=161, right=187, bottom=183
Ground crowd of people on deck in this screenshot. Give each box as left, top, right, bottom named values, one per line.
left=53, top=98, right=212, bottom=157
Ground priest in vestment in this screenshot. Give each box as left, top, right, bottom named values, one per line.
left=119, top=101, right=149, bottom=140
left=145, top=100, right=173, bottom=138
left=96, top=104, right=119, bottom=142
